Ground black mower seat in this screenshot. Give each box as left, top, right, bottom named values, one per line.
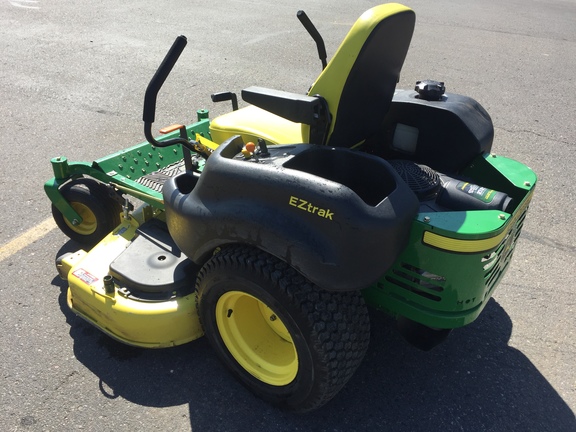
left=209, top=3, right=415, bottom=147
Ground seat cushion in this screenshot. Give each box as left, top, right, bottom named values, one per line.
left=209, top=105, right=306, bottom=145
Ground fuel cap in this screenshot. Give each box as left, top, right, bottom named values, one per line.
left=415, top=80, right=445, bottom=101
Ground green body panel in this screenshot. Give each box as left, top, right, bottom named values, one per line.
left=415, top=210, right=506, bottom=238
left=362, top=154, right=536, bottom=328
left=45, top=114, right=211, bottom=224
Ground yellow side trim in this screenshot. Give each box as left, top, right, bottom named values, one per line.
left=423, top=230, right=508, bottom=253
left=423, top=188, right=535, bottom=253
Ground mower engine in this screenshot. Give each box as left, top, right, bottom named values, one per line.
left=390, top=160, right=514, bottom=213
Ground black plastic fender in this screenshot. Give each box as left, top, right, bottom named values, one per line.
left=163, top=136, right=419, bottom=292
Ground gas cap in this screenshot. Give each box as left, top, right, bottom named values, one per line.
left=415, top=80, right=445, bottom=101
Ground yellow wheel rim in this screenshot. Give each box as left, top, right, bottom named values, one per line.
left=63, top=202, right=97, bottom=235
left=216, top=291, right=298, bottom=386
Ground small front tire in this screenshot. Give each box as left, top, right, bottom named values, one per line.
left=196, top=245, right=370, bottom=412
left=51, top=178, right=122, bottom=246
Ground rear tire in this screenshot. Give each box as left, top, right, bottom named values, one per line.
left=196, top=245, right=370, bottom=412
left=51, top=178, right=122, bottom=246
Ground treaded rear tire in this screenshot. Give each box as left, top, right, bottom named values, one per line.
left=196, top=245, right=370, bottom=412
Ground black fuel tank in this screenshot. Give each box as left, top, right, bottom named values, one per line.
left=367, top=89, right=494, bottom=173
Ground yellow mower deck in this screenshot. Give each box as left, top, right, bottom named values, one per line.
left=59, top=216, right=203, bottom=348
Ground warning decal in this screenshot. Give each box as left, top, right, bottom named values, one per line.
left=72, top=269, right=99, bottom=285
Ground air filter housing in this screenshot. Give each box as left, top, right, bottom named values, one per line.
left=388, top=160, right=440, bottom=200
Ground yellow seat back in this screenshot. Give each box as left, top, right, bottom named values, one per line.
left=305, top=3, right=415, bottom=147
left=209, top=3, right=415, bottom=146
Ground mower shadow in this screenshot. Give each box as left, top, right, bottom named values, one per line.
left=53, top=243, right=575, bottom=432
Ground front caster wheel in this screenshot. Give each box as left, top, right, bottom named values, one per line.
left=51, top=178, right=122, bottom=246
left=196, top=245, right=370, bottom=412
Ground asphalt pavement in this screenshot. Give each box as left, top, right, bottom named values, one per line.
left=1, top=0, right=575, bottom=431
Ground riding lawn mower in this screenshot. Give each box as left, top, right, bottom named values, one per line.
left=45, top=3, right=536, bottom=412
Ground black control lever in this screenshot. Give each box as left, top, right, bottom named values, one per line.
left=143, top=35, right=195, bottom=150
left=297, top=10, right=327, bottom=70
left=211, top=92, right=239, bottom=111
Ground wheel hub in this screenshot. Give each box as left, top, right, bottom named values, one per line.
left=215, top=291, right=298, bottom=386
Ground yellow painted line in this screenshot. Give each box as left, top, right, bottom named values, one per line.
left=0, top=218, right=57, bottom=262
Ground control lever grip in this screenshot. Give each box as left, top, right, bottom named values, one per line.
left=143, top=35, right=188, bottom=124
left=297, top=10, right=327, bottom=69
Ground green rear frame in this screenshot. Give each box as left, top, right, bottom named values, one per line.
left=363, top=153, right=536, bottom=328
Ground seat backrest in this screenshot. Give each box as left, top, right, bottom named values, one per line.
left=304, top=3, right=415, bottom=147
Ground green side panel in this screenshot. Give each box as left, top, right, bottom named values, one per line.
left=462, top=153, right=536, bottom=202
left=415, top=210, right=507, bottom=238
left=363, top=154, right=537, bottom=329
